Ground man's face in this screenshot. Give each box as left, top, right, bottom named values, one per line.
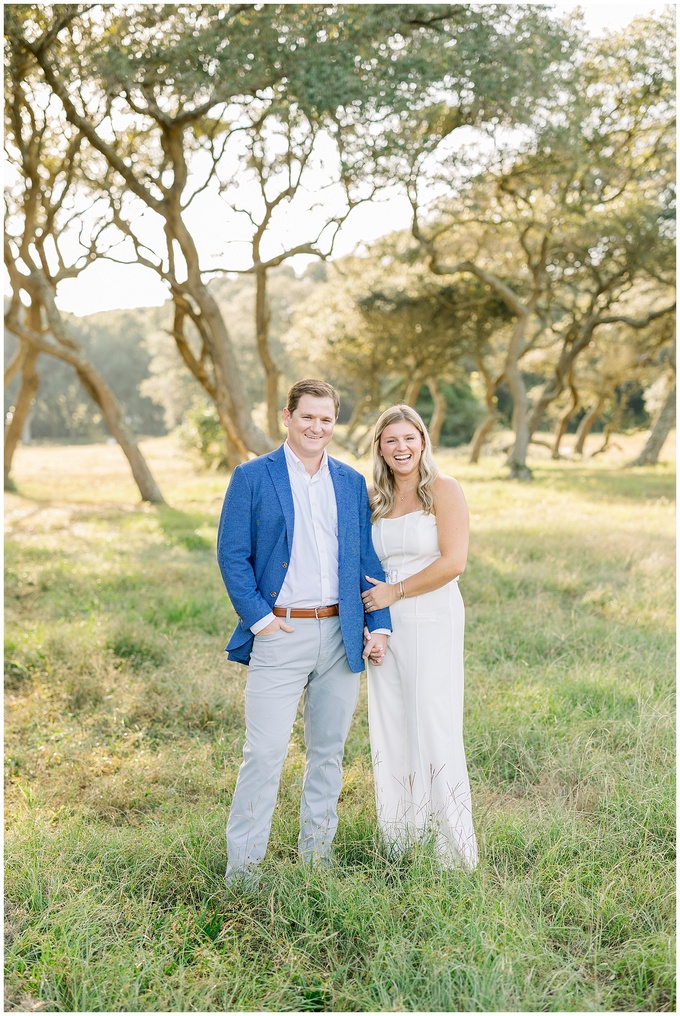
left=283, top=394, right=336, bottom=461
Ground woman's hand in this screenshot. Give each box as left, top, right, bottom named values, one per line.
left=362, top=576, right=398, bottom=612
left=363, top=628, right=387, bottom=666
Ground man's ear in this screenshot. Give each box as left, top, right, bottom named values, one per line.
left=282, top=408, right=291, bottom=428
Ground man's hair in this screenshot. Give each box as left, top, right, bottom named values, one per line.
left=286, top=379, right=340, bottom=418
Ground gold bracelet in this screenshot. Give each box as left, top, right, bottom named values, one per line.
left=399, top=581, right=405, bottom=600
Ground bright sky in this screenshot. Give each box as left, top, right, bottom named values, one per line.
left=7, top=1, right=666, bottom=318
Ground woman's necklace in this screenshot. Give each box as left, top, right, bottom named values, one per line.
left=397, top=485, right=418, bottom=501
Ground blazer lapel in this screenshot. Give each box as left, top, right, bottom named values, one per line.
left=266, top=445, right=295, bottom=556
left=328, top=457, right=350, bottom=546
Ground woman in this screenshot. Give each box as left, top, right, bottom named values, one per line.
left=362, top=405, right=478, bottom=870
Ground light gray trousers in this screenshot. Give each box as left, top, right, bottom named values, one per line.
left=226, top=616, right=359, bottom=881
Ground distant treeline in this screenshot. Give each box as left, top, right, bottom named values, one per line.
left=3, top=263, right=651, bottom=451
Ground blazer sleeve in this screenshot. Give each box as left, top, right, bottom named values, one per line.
left=358, top=475, right=392, bottom=633
left=217, top=464, right=273, bottom=629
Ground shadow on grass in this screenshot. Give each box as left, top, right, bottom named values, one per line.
left=5, top=497, right=218, bottom=551
left=155, top=505, right=214, bottom=551
left=530, top=465, right=675, bottom=504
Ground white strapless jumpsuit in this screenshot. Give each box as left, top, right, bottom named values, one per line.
left=368, top=510, right=478, bottom=869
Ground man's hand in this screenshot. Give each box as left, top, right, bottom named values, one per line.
left=363, top=630, right=388, bottom=666
left=255, top=618, right=295, bottom=636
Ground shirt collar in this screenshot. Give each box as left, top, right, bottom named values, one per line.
left=283, top=439, right=329, bottom=476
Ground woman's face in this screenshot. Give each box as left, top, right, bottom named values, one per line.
left=378, top=419, right=425, bottom=479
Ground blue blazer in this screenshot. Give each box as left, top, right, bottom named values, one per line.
left=217, top=444, right=391, bottom=672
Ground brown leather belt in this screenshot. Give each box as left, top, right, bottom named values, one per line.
left=273, top=605, right=339, bottom=619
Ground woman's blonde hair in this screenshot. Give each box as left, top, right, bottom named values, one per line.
left=370, top=405, right=439, bottom=522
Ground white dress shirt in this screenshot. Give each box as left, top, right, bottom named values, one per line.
left=251, top=441, right=337, bottom=633
left=251, top=441, right=389, bottom=636
left=279, top=440, right=340, bottom=607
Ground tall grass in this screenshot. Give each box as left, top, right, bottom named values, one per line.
left=5, top=435, right=675, bottom=1012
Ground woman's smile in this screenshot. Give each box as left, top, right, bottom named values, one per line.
left=380, top=421, right=424, bottom=474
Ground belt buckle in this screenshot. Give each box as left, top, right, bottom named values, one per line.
left=314, top=606, right=321, bottom=619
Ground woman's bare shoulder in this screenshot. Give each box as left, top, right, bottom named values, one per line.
left=432, top=473, right=467, bottom=510
left=432, top=473, right=464, bottom=495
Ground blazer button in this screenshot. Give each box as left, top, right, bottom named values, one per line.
left=282, top=561, right=288, bottom=568
left=270, top=592, right=277, bottom=598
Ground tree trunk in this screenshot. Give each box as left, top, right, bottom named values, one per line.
left=627, top=383, right=676, bottom=466
left=22, top=404, right=34, bottom=444
left=551, top=381, right=579, bottom=459
left=4, top=343, right=28, bottom=388
left=469, top=361, right=499, bottom=464
left=573, top=397, right=605, bottom=455
left=504, top=318, right=532, bottom=479
left=345, top=395, right=371, bottom=444
left=73, top=364, right=165, bottom=503
left=255, top=267, right=281, bottom=440
left=357, top=426, right=377, bottom=457
left=469, top=412, right=497, bottom=463
left=7, top=280, right=166, bottom=504
left=4, top=343, right=40, bottom=489
left=527, top=321, right=595, bottom=441
left=31, top=47, right=272, bottom=462
left=404, top=377, right=423, bottom=406
left=426, top=259, right=535, bottom=478
left=591, top=423, right=615, bottom=457
left=529, top=371, right=566, bottom=440
left=172, top=222, right=270, bottom=460
left=426, top=378, right=446, bottom=448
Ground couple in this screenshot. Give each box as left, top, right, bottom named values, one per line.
left=217, top=378, right=478, bottom=883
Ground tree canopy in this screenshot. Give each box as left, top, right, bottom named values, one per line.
left=4, top=3, right=675, bottom=484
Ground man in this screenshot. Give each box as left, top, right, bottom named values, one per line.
left=217, top=378, right=391, bottom=882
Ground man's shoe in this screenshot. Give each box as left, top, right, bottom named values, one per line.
left=225, top=865, right=261, bottom=889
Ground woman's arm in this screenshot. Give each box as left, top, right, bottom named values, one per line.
left=362, top=475, right=469, bottom=610
left=358, top=476, right=392, bottom=632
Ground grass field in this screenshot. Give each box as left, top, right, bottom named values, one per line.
left=4, top=432, right=676, bottom=1012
